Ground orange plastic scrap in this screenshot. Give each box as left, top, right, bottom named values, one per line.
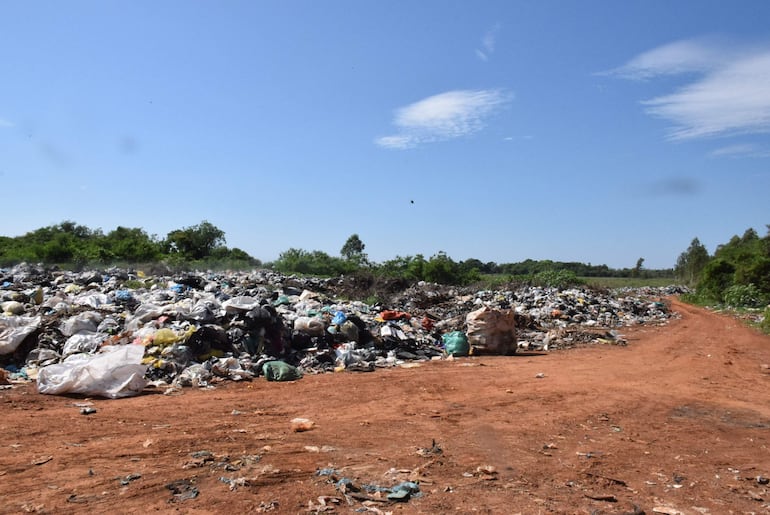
left=421, top=316, right=435, bottom=331
left=379, top=310, right=412, bottom=321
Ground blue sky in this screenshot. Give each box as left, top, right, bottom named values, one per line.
left=1, top=1, right=768, bottom=269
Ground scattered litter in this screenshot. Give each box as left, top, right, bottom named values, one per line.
left=166, top=478, right=199, bottom=502
left=119, top=473, right=142, bottom=485
left=291, top=417, right=315, bottom=432
left=220, top=476, right=250, bottom=491
left=475, top=465, right=498, bottom=480
left=584, top=493, right=617, bottom=502
left=416, top=439, right=443, bottom=457
left=304, top=445, right=336, bottom=453
left=31, top=455, right=53, bottom=466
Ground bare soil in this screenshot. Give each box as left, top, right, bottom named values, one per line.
left=2, top=299, right=770, bottom=514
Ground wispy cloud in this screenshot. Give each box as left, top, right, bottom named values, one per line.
left=375, top=89, right=512, bottom=149
left=604, top=37, right=734, bottom=79
left=0, top=118, right=14, bottom=128
left=605, top=37, right=770, bottom=142
left=710, top=143, right=770, bottom=158
left=476, top=23, right=501, bottom=62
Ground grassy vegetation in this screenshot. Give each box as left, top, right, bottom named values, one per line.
left=471, top=274, right=680, bottom=290
left=581, top=276, right=682, bottom=289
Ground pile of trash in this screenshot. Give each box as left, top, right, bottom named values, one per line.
left=0, top=263, right=685, bottom=398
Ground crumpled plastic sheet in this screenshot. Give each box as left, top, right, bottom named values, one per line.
left=0, top=315, right=42, bottom=354
left=37, top=345, right=147, bottom=398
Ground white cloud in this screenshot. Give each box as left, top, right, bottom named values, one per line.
left=710, top=143, right=770, bottom=158
left=375, top=89, right=511, bottom=149
left=476, top=23, right=501, bottom=62
left=608, top=38, right=770, bottom=142
left=0, top=118, right=14, bottom=128
left=605, top=37, right=732, bottom=80
left=375, top=134, right=414, bottom=150
left=482, top=24, right=500, bottom=53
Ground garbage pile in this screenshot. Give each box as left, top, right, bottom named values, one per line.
left=0, top=263, right=685, bottom=397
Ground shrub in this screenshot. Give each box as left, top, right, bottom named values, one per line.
left=723, top=284, right=766, bottom=308
left=760, top=306, right=770, bottom=334
left=531, top=269, right=584, bottom=289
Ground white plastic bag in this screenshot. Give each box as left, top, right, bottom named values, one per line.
left=222, top=296, right=260, bottom=314
left=37, top=345, right=147, bottom=398
left=62, top=332, right=107, bottom=358
left=0, top=315, right=42, bottom=355
left=59, top=311, right=102, bottom=336
left=294, top=316, right=325, bottom=336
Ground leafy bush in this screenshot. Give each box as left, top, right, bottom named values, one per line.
left=272, top=248, right=355, bottom=277
left=761, top=306, right=770, bottom=334
left=723, top=284, right=766, bottom=308
left=695, top=258, right=736, bottom=304
left=531, top=269, right=584, bottom=289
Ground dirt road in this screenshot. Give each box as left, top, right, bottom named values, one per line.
left=2, top=299, right=770, bottom=514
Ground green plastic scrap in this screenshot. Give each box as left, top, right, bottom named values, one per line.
left=441, top=331, right=469, bottom=357
left=262, top=360, right=302, bottom=381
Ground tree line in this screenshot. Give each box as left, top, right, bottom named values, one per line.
left=1, top=223, right=676, bottom=286
left=675, top=226, right=770, bottom=308
left=0, top=220, right=258, bottom=270
left=270, top=234, right=672, bottom=287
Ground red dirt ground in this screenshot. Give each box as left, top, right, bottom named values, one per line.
left=2, top=299, right=770, bottom=514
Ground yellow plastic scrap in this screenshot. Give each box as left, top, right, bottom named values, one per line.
left=141, top=356, right=167, bottom=368
left=31, top=287, right=44, bottom=305
left=63, top=284, right=81, bottom=294
left=197, top=349, right=225, bottom=361
left=151, top=326, right=195, bottom=347
left=152, top=328, right=180, bottom=347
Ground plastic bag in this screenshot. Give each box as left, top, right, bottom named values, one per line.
left=441, top=331, right=469, bottom=357
left=59, top=311, right=102, bottom=336
left=37, top=345, right=148, bottom=398
left=332, top=311, right=347, bottom=325
left=0, top=315, right=42, bottom=355
left=174, top=363, right=212, bottom=387
left=294, top=317, right=325, bottom=336
left=262, top=360, right=302, bottom=381
left=223, top=296, right=260, bottom=314
left=62, top=332, right=107, bottom=357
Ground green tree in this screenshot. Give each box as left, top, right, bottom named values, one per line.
left=104, top=226, right=161, bottom=262
left=340, top=234, right=367, bottom=265
left=165, top=221, right=225, bottom=260
left=273, top=248, right=351, bottom=276
left=675, top=238, right=710, bottom=286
